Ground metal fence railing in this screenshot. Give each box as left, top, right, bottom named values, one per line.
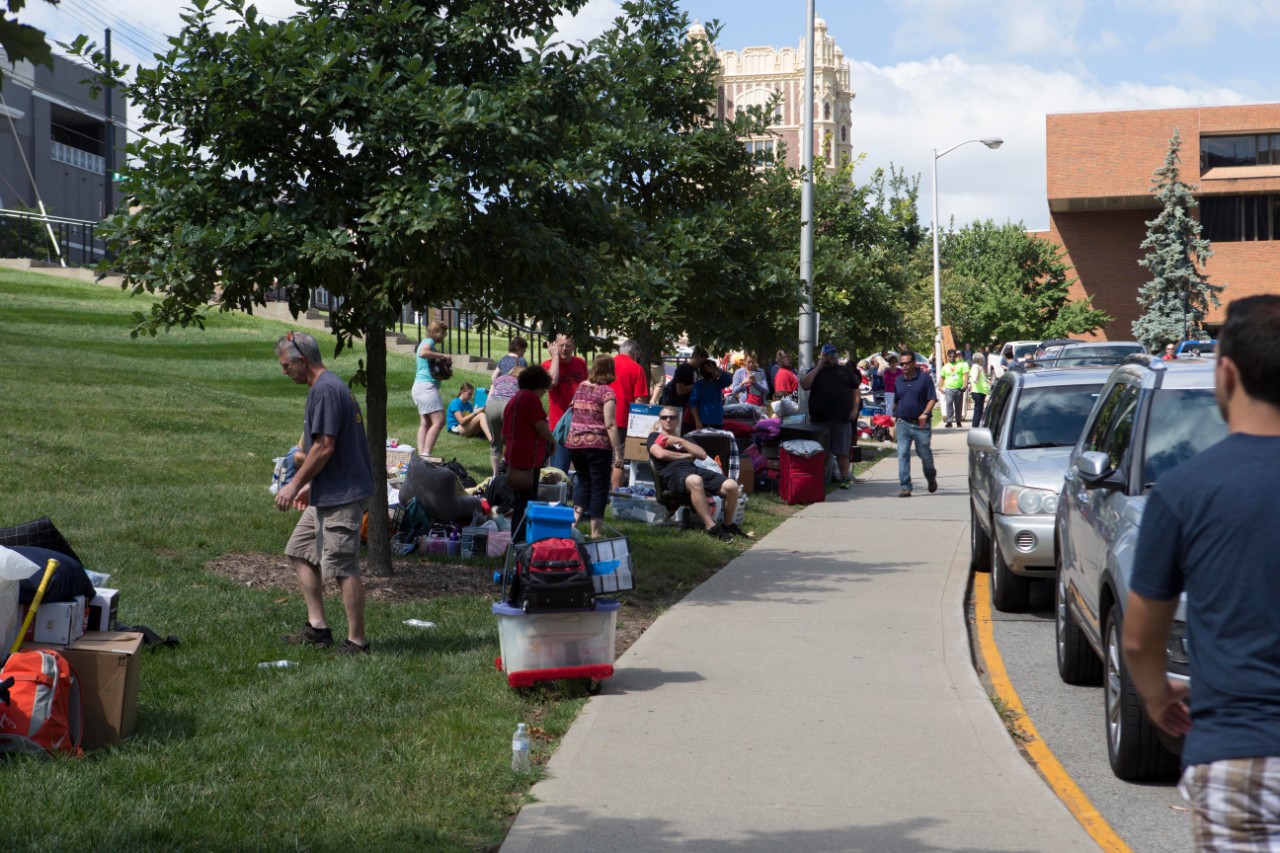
left=0, top=208, right=105, bottom=267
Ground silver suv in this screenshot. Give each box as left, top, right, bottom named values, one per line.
left=1055, top=355, right=1226, bottom=781
left=967, top=366, right=1112, bottom=612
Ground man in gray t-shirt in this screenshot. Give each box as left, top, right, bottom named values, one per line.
left=274, top=332, right=375, bottom=654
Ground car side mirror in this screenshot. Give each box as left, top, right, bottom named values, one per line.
left=967, top=427, right=996, bottom=453
left=1076, top=451, right=1122, bottom=489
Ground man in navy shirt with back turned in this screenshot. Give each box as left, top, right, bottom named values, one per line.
left=1124, top=295, right=1280, bottom=852
left=891, top=349, right=937, bottom=497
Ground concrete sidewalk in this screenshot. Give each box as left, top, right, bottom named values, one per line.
left=502, top=429, right=1098, bottom=853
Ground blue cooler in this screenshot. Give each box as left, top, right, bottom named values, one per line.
left=525, top=502, right=575, bottom=542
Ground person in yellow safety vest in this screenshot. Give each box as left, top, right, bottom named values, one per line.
left=940, top=349, right=969, bottom=427
left=968, top=352, right=991, bottom=427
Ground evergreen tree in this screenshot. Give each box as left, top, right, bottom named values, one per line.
left=1132, top=130, right=1222, bottom=350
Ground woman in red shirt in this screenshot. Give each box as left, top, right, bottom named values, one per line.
left=567, top=356, right=624, bottom=538
left=502, top=366, right=555, bottom=534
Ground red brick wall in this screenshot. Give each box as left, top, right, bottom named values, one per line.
left=1045, top=104, right=1280, bottom=339
left=1048, top=105, right=1280, bottom=202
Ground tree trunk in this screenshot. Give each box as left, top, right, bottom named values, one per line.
left=363, top=324, right=393, bottom=576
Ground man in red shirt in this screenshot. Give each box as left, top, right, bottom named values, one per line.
left=609, top=339, right=650, bottom=488
left=543, top=333, right=588, bottom=475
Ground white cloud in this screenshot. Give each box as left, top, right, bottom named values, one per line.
left=849, top=54, right=1250, bottom=231
left=551, top=0, right=622, bottom=46
left=892, top=0, right=1088, bottom=58
left=1118, top=0, right=1280, bottom=48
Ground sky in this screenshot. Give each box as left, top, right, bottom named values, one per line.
left=18, top=0, right=1280, bottom=231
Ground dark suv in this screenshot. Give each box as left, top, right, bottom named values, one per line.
left=1055, top=355, right=1226, bottom=781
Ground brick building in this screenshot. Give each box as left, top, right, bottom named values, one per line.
left=691, top=18, right=854, bottom=176
left=1043, top=103, right=1280, bottom=340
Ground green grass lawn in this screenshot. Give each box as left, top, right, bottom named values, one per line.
left=0, top=269, right=802, bottom=852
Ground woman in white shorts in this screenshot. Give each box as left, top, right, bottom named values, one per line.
left=413, top=320, right=449, bottom=456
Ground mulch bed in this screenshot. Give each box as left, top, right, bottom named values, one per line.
left=206, top=552, right=654, bottom=654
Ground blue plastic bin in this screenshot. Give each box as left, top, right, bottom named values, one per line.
left=525, top=502, right=575, bottom=542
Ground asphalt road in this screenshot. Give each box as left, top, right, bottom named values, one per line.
left=988, top=577, right=1192, bottom=853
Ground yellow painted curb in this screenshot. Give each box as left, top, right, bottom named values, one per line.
left=973, top=572, right=1132, bottom=853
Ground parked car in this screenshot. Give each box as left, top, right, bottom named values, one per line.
left=967, top=366, right=1112, bottom=612
left=1175, top=339, right=1216, bottom=357
left=1037, top=341, right=1147, bottom=367
left=1055, top=355, right=1226, bottom=781
left=998, top=340, right=1041, bottom=367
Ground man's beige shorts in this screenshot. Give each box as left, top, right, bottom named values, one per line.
left=285, top=501, right=366, bottom=581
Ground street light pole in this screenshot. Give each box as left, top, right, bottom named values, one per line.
left=797, top=0, right=816, bottom=376
left=930, top=137, right=1003, bottom=379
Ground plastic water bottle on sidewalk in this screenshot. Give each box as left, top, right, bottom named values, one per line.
left=511, top=723, right=531, bottom=773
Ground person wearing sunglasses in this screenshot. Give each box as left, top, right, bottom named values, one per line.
left=646, top=408, right=744, bottom=541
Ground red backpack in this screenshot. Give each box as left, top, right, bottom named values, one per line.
left=506, top=537, right=595, bottom=612
left=0, top=649, right=84, bottom=757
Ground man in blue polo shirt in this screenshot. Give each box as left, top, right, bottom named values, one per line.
left=892, top=350, right=937, bottom=497
left=1123, top=295, right=1280, bottom=851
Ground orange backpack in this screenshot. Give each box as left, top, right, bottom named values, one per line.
left=0, top=649, right=84, bottom=757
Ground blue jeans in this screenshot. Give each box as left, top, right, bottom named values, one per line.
left=897, top=419, right=936, bottom=492
left=549, top=441, right=572, bottom=477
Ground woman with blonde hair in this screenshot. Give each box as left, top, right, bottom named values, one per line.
left=413, top=319, right=450, bottom=456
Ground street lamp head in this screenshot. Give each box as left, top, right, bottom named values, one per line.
left=981, top=138, right=1004, bottom=149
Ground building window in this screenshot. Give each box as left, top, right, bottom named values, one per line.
left=1201, top=134, right=1280, bottom=170
left=823, top=102, right=831, bottom=120
left=840, top=125, right=847, bottom=142
left=1201, top=195, right=1279, bottom=242
left=743, top=139, right=776, bottom=161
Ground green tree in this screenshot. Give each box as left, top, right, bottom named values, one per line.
left=1, top=0, right=57, bottom=79
left=932, top=219, right=1110, bottom=347
left=1132, top=129, right=1222, bottom=350
left=574, top=3, right=800, bottom=363
left=77, top=0, right=601, bottom=574
left=810, top=160, right=924, bottom=357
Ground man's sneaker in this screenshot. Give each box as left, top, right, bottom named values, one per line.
left=282, top=622, right=333, bottom=648
left=898, top=489, right=912, bottom=498
left=927, top=476, right=939, bottom=494
left=335, top=639, right=371, bottom=655
left=839, top=476, right=852, bottom=490
left=705, top=524, right=734, bottom=542
left=723, top=523, right=749, bottom=538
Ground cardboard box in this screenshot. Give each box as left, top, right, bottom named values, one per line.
left=626, top=403, right=664, bottom=439
left=20, top=596, right=87, bottom=645
left=739, top=454, right=755, bottom=495
left=623, top=435, right=651, bottom=463
left=60, top=631, right=144, bottom=749
left=88, top=588, right=120, bottom=633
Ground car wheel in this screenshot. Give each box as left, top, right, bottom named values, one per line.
left=1055, top=553, right=1101, bottom=685
left=1103, top=606, right=1180, bottom=781
left=970, top=501, right=991, bottom=572
left=990, top=526, right=1030, bottom=612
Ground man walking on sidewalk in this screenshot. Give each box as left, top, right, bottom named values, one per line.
left=1123, top=295, right=1280, bottom=852
left=892, top=350, right=937, bottom=497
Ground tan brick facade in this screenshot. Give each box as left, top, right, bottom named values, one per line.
left=1044, top=105, right=1280, bottom=339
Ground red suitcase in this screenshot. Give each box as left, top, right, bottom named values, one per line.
left=779, top=446, right=826, bottom=505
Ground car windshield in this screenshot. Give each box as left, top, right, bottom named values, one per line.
left=1008, top=384, right=1104, bottom=450
left=1053, top=345, right=1144, bottom=366
left=1142, top=389, right=1227, bottom=487
left=1011, top=343, right=1039, bottom=361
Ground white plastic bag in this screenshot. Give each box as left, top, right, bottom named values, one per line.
left=0, top=546, right=41, bottom=658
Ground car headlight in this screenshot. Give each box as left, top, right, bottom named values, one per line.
left=1000, top=485, right=1059, bottom=515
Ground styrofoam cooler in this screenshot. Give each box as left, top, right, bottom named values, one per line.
left=780, top=444, right=826, bottom=505
left=492, top=599, right=620, bottom=688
